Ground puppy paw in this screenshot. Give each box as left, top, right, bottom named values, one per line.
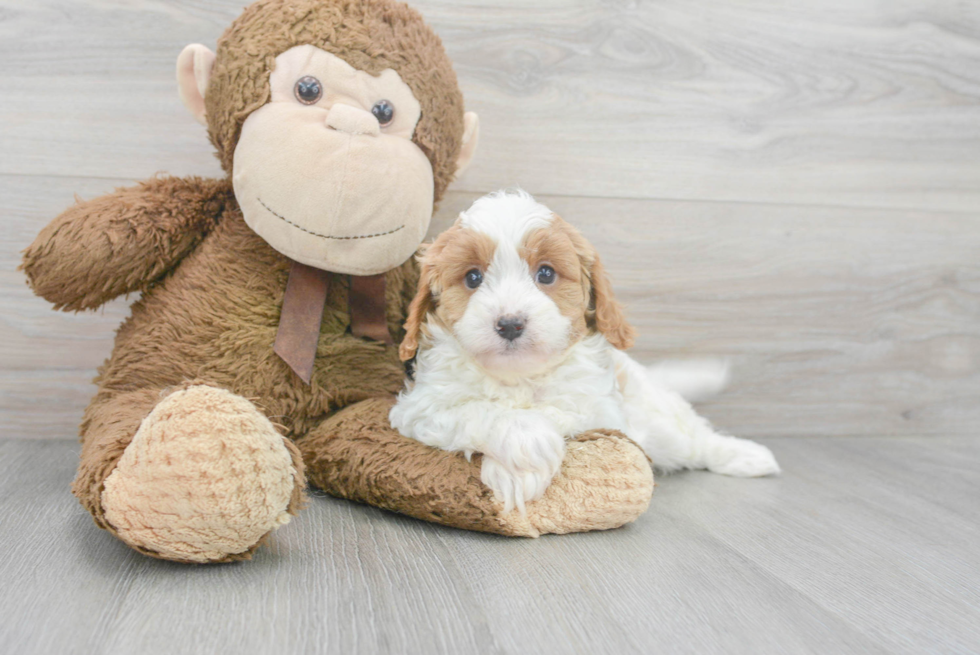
left=480, top=457, right=548, bottom=516
left=707, top=438, right=780, bottom=477
left=480, top=416, right=566, bottom=514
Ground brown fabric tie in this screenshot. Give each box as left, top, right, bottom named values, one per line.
left=274, top=261, right=393, bottom=384
left=349, top=273, right=395, bottom=345
left=274, top=261, right=331, bottom=384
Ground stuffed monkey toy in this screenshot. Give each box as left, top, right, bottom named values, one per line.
left=21, top=0, right=654, bottom=563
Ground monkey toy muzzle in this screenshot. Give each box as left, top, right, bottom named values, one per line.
left=233, top=44, right=435, bottom=276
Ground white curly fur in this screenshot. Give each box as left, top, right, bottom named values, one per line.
left=390, top=191, right=779, bottom=513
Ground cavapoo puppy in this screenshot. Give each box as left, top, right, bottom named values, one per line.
left=390, top=190, right=779, bottom=513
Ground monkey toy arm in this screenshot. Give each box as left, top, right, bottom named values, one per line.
left=299, top=397, right=655, bottom=537
left=21, top=176, right=232, bottom=311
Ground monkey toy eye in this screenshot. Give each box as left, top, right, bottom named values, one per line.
left=536, top=265, right=556, bottom=285
left=371, top=99, right=395, bottom=126
left=294, top=76, right=322, bottom=104
left=464, top=269, right=483, bottom=289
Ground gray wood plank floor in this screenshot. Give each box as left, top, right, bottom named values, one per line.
left=1, top=437, right=977, bottom=655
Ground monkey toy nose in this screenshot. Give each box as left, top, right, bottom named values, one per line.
left=495, top=316, right=525, bottom=341
left=325, top=103, right=380, bottom=137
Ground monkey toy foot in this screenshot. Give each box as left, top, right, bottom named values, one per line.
left=99, top=385, right=305, bottom=563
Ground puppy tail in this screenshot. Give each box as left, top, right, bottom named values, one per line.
left=644, top=359, right=731, bottom=402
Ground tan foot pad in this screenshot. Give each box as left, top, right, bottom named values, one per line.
left=102, top=385, right=299, bottom=563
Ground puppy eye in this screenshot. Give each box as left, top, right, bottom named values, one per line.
left=371, top=99, right=395, bottom=126
left=464, top=269, right=483, bottom=289
left=536, top=265, right=556, bottom=285
left=294, top=76, right=323, bottom=105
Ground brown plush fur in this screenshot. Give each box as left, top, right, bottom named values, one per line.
left=29, top=175, right=421, bottom=560
left=21, top=177, right=231, bottom=312
left=20, top=0, right=653, bottom=562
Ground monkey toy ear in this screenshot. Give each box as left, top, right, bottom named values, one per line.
left=454, top=112, right=480, bottom=177
left=176, top=44, right=217, bottom=126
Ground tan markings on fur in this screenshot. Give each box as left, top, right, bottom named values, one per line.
left=399, top=264, right=433, bottom=361
left=400, top=224, right=496, bottom=360
left=587, top=251, right=636, bottom=350
left=530, top=216, right=636, bottom=350
left=520, top=224, right=589, bottom=345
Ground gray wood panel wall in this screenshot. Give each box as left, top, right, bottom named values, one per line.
left=1, top=0, right=978, bottom=440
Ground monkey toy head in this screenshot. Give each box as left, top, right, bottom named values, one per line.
left=176, top=0, right=479, bottom=276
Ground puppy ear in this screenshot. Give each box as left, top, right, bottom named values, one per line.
left=399, top=223, right=469, bottom=360
left=399, top=233, right=451, bottom=361
left=399, top=265, right=434, bottom=361
left=588, top=252, right=636, bottom=350
left=555, top=215, right=636, bottom=350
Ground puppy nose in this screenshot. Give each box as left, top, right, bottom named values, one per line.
left=495, top=316, right=525, bottom=341
left=325, top=103, right=380, bottom=136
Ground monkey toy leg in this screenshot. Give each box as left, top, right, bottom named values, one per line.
left=298, top=397, right=655, bottom=537
left=73, top=384, right=306, bottom=563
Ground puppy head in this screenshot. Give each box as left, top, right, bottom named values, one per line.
left=400, top=190, right=635, bottom=374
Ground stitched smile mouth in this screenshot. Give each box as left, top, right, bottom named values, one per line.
left=257, top=198, right=405, bottom=241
